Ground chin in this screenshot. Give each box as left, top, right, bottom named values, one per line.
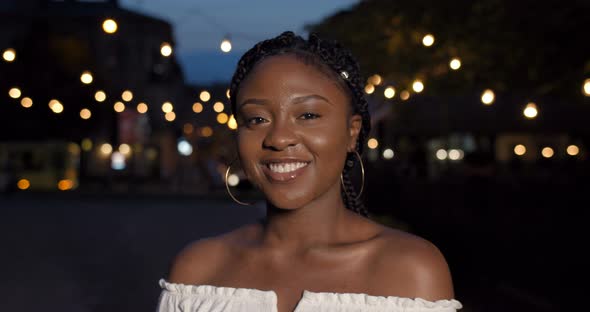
left=264, top=188, right=312, bottom=210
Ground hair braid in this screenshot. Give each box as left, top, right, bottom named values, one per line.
left=230, top=31, right=371, bottom=217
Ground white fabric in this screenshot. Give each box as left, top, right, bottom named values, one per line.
left=157, top=279, right=462, bottom=312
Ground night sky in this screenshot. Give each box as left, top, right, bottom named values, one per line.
left=120, top=0, right=359, bottom=84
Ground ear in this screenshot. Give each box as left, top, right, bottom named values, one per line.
left=347, top=114, right=362, bottom=152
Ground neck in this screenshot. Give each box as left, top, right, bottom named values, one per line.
left=261, top=185, right=354, bottom=251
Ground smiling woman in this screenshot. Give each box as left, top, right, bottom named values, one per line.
left=156, top=31, right=462, bottom=312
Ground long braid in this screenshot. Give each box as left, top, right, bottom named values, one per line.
left=229, top=31, right=372, bottom=217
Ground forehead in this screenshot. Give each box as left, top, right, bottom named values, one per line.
left=237, top=54, right=349, bottom=105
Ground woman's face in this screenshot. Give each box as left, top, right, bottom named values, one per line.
left=235, top=54, right=362, bottom=210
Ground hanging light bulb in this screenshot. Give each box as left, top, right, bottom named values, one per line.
left=220, top=36, right=232, bottom=53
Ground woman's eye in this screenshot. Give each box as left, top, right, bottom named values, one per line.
left=246, top=117, right=267, bottom=125
left=299, top=112, right=320, bottom=120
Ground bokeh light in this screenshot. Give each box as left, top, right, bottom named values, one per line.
left=199, top=91, right=211, bottom=102
left=161, top=101, right=173, bottom=113
left=514, top=144, right=526, bottom=156
left=3, top=48, right=16, bottom=62
left=383, top=148, right=394, bottom=159
left=20, top=97, right=33, bottom=108
left=384, top=86, right=395, bottom=99
left=583, top=79, right=590, bottom=96
left=95, top=90, right=106, bottom=102
left=541, top=147, right=554, bottom=158
left=412, top=80, right=424, bottom=93
left=160, top=42, right=172, bottom=57
left=137, top=102, right=148, bottom=113
left=422, top=34, right=435, bottom=46
left=80, top=71, right=93, bottom=84
left=121, top=90, right=133, bottom=102
left=114, top=101, right=125, bottom=112
left=364, top=84, right=375, bottom=94
left=192, top=102, right=203, bottom=113
left=9, top=87, right=21, bottom=99
left=217, top=112, right=229, bottom=124
left=58, top=179, right=74, bottom=191
left=449, top=58, right=461, bottom=70
left=102, top=18, right=118, bottom=34
left=100, top=143, right=113, bottom=155
left=213, top=101, right=224, bottom=113
left=220, top=39, right=232, bottom=53
left=227, top=115, right=238, bottom=130
left=17, top=179, right=30, bottom=190
left=566, top=145, right=579, bottom=156
left=481, top=89, right=495, bottom=105
left=80, top=108, right=91, bottom=119
left=367, top=138, right=378, bottom=149
left=400, top=90, right=410, bottom=101
left=436, top=149, right=448, bottom=160
left=523, top=102, right=538, bottom=119
left=165, top=111, right=176, bottom=122
left=119, top=143, right=131, bottom=156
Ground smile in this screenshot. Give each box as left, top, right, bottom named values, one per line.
left=262, top=161, right=310, bottom=182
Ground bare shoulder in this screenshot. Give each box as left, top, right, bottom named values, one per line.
left=166, top=223, right=260, bottom=285
left=371, top=226, right=455, bottom=301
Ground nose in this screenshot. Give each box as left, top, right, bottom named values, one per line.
left=262, top=119, right=298, bottom=151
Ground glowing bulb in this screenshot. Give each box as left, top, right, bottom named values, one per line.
left=220, top=39, right=232, bottom=53
left=383, top=148, right=394, bottom=159
left=58, top=179, right=74, bottom=191
left=583, top=79, right=590, bottom=96
left=422, top=34, right=435, bottom=47
left=481, top=89, right=495, bottom=105
left=121, top=90, right=133, bottom=101
left=213, top=101, right=224, bottom=113
left=567, top=145, right=579, bottom=156
left=192, top=102, right=203, bottom=113
left=160, top=42, right=172, bottom=57
left=95, top=90, right=106, bottom=102
left=541, top=147, right=554, bottom=158
left=199, top=91, right=211, bottom=102
left=436, top=149, right=447, bottom=160
left=227, top=174, right=240, bottom=186
left=3, top=48, right=16, bottom=62
left=228, top=114, right=238, bottom=130
left=514, top=144, right=526, bottom=156
left=369, top=74, right=382, bottom=85
left=384, top=86, right=395, bottom=99
left=21, top=97, right=33, bottom=108
left=449, top=58, right=461, bottom=70
left=365, top=84, right=375, bottom=94
left=165, top=111, right=176, bottom=122
left=52, top=102, right=64, bottom=113
left=217, top=112, right=229, bottom=124
left=412, top=80, right=424, bottom=93
left=161, top=101, right=173, bottom=113
left=80, top=71, right=93, bottom=84
left=448, top=149, right=463, bottom=160
left=102, top=18, right=118, bottom=34
left=400, top=90, right=410, bottom=101
left=367, top=138, right=378, bottom=149
left=114, top=101, right=125, bottom=112
left=137, top=102, right=148, bottom=113
left=523, top=102, right=538, bottom=119
left=8, top=87, right=21, bottom=99
left=119, top=143, right=131, bottom=156
left=80, top=108, right=91, bottom=119
left=100, top=143, right=113, bottom=155
left=17, top=179, right=30, bottom=190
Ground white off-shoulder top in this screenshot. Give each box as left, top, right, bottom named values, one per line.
left=157, top=279, right=462, bottom=312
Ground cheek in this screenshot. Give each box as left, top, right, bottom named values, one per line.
left=236, top=131, right=263, bottom=181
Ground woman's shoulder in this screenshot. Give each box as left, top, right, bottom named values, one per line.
left=370, top=224, right=456, bottom=300
left=166, top=223, right=261, bottom=285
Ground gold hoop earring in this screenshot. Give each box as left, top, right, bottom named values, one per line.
left=225, top=163, right=253, bottom=206
left=340, top=150, right=365, bottom=200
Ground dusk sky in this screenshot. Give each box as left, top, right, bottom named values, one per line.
left=119, top=0, right=359, bottom=85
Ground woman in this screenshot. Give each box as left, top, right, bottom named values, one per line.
left=157, top=31, right=462, bottom=312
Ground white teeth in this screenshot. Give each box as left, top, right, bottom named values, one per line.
left=268, top=162, right=308, bottom=173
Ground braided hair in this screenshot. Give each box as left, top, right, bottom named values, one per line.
left=229, top=31, right=371, bottom=217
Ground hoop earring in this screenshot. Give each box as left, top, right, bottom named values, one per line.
left=225, top=163, right=253, bottom=206
left=340, top=150, right=365, bottom=200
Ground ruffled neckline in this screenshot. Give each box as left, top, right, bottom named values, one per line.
left=159, top=279, right=462, bottom=309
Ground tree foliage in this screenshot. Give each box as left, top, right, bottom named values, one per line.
left=307, top=0, right=590, bottom=99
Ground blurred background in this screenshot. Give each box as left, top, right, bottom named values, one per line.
left=1, top=0, right=588, bottom=311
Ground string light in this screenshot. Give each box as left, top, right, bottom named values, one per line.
left=523, top=102, right=538, bottom=119
left=584, top=79, right=590, bottom=96
left=80, top=71, right=93, bottom=84
left=367, top=138, right=378, bottom=149
left=383, top=148, right=394, bottom=159
left=160, top=42, right=173, bottom=57
left=80, top=108, right=91, bottom=119
left=217, top=112, right=229, bottom=124
left=199, top=90, right=211, bottom=102
left=121, top=90, right=133, bottom=101
left=137, top=102, right=148, bottom=113
left=384, top=86, right=395, bottom=99
left=541, top=147, right=554, bottom=158
left=9, top=87, right=21, bottom=99
left=226, top=89, right=231, bottom=99
left=514, top=144, right=526, bottom=156
left=114, top=101, right=125, bottom=112
left=100, top=143, right=113, bottom=155
left=102, top=18, right=118, bottom=34
left=369, top=74, right=382, bottom=85
left=220, top=38, right=232, bottom=53
left=566, top=145, right=579, bottom=156
left=200, top=126, right=213, bottom=137
left=165, top=111, right=176, bottom=122
left=20, top=97, right=33, bottom=108
left=2, top=48, right=16, bottom=62
left=51, top=102, right=64, bottom=113
left=161, top=101, right=173, bottom=113
left=449, top=58, right=461, bottom=70
left=227, top=114, right=238, bottom=130
left=192, top=102, right=203, bottom=113
left=17, top=179, right=30, bottom=190
left=422, top=34, right=435, bottom=47
left=436, top=149, right=447, bottom=160
left=119, top=144, right=131, bottom=156
left=412, top=80, right=424, bottom=93
left=365, top=84, right=375, bottom=94
left=400, top=90, right=410, bottom=101
left=481, top=89, right=495, bottom=105
left=95, top=90, right=106, bottom=102
left=213, top=101, right=224, bottom=112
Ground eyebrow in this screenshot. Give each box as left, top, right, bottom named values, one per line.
left=239, top=94, right=332, bottom=109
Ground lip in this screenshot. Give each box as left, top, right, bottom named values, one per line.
left=260, top=158, right=311, bottom=183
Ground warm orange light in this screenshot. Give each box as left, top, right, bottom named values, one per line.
left=514, top=144, right=526, bottom=156
left=364, top=84, right=375, bottom=94
left=367, top=138, right=379, bottom=149
left=201, top=126, right=213, bottom=137
left=227, top=115, right=237, bottom=130
left=114, top=101, right=125, bottom=112
left=369, top=74, right=382, bottom=86
left=121, top=90, right=133, bottom=102
left=422, top=34, right=435, bottom=47
left=102, top=18, right=118, bottom=34
left=80, top=108, right=91, bottom=119
left=100, top=143, right=113, bottom=155
left=17, top=179, right=30, bottom=190
left=165, top=111, right=176, bottom=122
left=412, top=80, right=424, bottom=93
left=217, top=112, right=229, bottom=124
left=192, top=102, right=203, bottom=113
left=199, top=91, right=211, bottom=102
left=213, top=101, right=224, bottom=113
left=541, top=147, right=554, bottom=158
left=58, top=179, right=74, bottom=191
left=94, top=90, right=106, bottom=102
left=160, top=42, right=173, bottom=57
left=384, top=86, right=395, bottom=99
left=400, top=90, right=410, bottom=101
left=523, top=102, right=538, bottom=119
left=2, top=48, right=16, bottom=62
left=184, top=123, right=194, bottom=135
left=119, top=143, right=131, bottom=156
left=8, top=87, right=21, bottom=99
left=567, top=145, right=580, bottom=156
left=51, top=101, right=64, bottom=114
left=80, top=71, right=93, bottom=84
left=137, top=102, right=148, bottom=113
left=449, top=58, right=461, bottom=70
left=226, top=89, right=231, bottom=99
left=161, top=101, right=173, bottom=113
left=583, top=79, right=590, bottom=96
left=481, top=89, right=495, bottom=105
left=20, top=97, right=33, bottom=108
